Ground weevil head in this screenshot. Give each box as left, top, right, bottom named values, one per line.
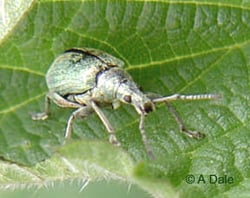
left=116, top=79, right=155, bottom=115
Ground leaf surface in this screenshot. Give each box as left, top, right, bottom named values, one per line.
left=0, top=0, right=249, bottom=197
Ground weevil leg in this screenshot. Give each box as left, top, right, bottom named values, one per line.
left=148, top=93, right=219, bottom=139
left=165, top=102, right=204, bottom=139
left=139, top=114, right=155, bottom=160
left=47, top=92, right=82, bottom=109
left=89, top=100, right=121, bottom=146
left=31, top=94, right=51, bottom=120
left=32, top=92, right=81, bottom=120
left=65, top=106, right=93, bottom=139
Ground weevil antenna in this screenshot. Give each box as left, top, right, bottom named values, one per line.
left=152, top=93, right=220, bottom=103
left=139, top=114, right=155, bottom=160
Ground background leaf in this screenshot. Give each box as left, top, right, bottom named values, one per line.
left=0, top=0, right=249, bottom=197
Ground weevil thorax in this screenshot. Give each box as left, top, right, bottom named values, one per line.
left=95, top=67, right=155, bottom=115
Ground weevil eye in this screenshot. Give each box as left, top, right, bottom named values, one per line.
left=123, top=95, right=132, bottom=103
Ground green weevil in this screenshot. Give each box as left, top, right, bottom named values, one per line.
left=32, top=48, right=218, bottom=159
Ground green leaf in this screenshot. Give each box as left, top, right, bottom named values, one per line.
left=0, top=0, right=249, bottom=197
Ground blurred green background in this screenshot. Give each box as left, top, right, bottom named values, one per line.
left=0, top=181, right=152, bottom=198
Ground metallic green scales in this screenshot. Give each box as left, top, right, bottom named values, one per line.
left=46, top=48, right=124, bottom=96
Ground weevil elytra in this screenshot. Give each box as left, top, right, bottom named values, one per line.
left=32, top=48, right=218, bottom=159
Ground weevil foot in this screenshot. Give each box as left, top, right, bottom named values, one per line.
left=181, top=128, right=205, bottom=139
left=31, top=112, right=48, bottom=120
left=109, top=134, right=121, bottom=146
left=192, top=131, right=205, bottom=139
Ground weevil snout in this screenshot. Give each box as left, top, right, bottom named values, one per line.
left=115, top=76, right=155, bottom=116
left=128, top=94, right=155, bottom=116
